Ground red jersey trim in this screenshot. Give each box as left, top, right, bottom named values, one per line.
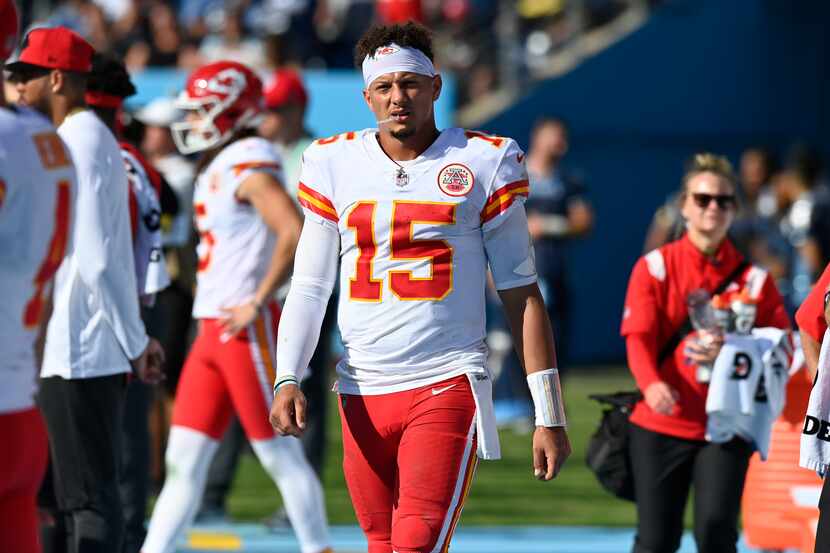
left=231, top=161, right=282, bottom=177
left=480, top=179, right=529, bottom=224
left=297, top=182, right=338, bottom=223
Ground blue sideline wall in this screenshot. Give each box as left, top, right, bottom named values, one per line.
left=482, top=0, right=830, bottom=364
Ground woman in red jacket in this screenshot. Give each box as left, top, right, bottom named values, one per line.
left=621, top=153, right=790, bottom=553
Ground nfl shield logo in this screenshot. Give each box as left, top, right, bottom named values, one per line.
left=437, top=163, right=474, bottom=197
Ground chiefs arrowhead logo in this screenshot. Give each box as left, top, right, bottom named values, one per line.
left=437, top=163, right=474, bottom=197
left=374, top=45, right=400, bottom=57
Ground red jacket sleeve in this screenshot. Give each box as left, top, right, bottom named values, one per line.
left=621, top=257, right=662, bottom=389
left=796, top=262, right=830, bottom=341
left=626, top=333, right=661, bottom=391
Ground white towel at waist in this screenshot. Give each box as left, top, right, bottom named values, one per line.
left=800, top=328, right=830, bottom=474
left=466, top=371, right=501, bottom=460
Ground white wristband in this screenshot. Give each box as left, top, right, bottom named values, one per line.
left=527, top=368, right=567, bottom=427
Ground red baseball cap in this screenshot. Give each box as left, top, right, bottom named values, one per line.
left=5, top=26, right=94, bottom=73
left=263, top=69, right=308, bottom=110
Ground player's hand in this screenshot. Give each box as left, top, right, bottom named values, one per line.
left=270, top=384, right=307, bottom=437
left=644, top=380, right=678, bottom=415
left=132, top=337, right=166, bottom=385
left=532, top=426, right=571, bottom=481
left=218, top=302, right=259, bottom=341
left=684, top=331, right=724, bottom=365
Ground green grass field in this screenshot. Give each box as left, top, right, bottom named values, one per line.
left=223, top=366, right=644, bottom=526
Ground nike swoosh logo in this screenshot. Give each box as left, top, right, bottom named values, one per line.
left=516, top=152, right=525, bottom=163
left=431, top=384, right=457, bottom=396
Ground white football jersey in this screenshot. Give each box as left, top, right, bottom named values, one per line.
left=298, top=127, right=531, bottom=394
left=192, top=137, right=284, bottom=318
left=0, top=106, right=75, bottom=412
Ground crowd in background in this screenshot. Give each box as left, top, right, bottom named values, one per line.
left=18, top=0, right=654, bottom=107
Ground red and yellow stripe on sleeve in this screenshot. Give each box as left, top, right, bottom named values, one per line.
left=232, top=161, right=282, bottom=176
left=297, top=182, right=338, bottom=223
left=480, top=179, right=529, bottom=224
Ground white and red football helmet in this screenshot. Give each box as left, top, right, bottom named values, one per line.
left=172, top=61, right=264, bottom=154
left=0, top=0, right=19, bottom=61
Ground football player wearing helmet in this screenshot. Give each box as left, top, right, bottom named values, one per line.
left=141, top=61, right=332, bottom=553
left=0, top=2, right=76, bottom=551
left=269, top=22, right=571, bottom=553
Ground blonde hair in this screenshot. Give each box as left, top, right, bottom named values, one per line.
left=681, top=153, right=738, bottom=194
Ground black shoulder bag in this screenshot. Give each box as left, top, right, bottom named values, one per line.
left=585, top=260, right=750, bottom=501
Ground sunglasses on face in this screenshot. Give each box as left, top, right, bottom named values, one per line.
left=691, top=192, right=736, bottom=210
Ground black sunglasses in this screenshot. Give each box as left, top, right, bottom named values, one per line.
left=691, top=192, right=736, bottom=210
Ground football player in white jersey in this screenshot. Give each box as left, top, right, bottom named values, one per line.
left=141, top=61, right=332, bottom=553
left=270, top=22, right=572, bottom=553
left=0, top=1, right=75, bottom=551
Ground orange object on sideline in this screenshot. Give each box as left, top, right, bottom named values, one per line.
left=741, top=366, right=822, bottom=552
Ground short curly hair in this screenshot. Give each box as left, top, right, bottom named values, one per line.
left=354, top=21, right=434, bottom=69
left=86, top=53, right=136, bottom=99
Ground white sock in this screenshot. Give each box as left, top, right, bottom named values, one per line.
left=251, top=436, right=331, bottom=553
left=141, top=426, right=220, bottom=553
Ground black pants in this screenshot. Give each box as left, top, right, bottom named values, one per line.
left=629, top=424, right=753, bottom=553
left=38, top=374, right=126, bottom=553
left=119, top=379, right=151, bottom=553
left=816, top=475, right=830, bottom=552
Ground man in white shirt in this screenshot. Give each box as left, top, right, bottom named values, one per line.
left=7, top=26, right=163, bottom=553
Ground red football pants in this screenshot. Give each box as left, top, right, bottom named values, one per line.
left=0, top=407, right=48, bottom=553
left=173, top=304, right=280, bottom=440
left=339, top=374, right=478, bottom=553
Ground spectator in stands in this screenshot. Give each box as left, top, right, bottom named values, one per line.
left=376, top=0, right=423, bottom=23
left=199, top=7, right=266, bottom=69
left=45, top=0, right=112, bottom=52
left=621, top=153, right=789, bottom=553
left=123, top=2, right=188, bottom=71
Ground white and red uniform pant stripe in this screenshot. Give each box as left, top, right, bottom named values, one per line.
left=173, top=303, right=280, bottom=440
left=339, top=374, right=478, bottom=553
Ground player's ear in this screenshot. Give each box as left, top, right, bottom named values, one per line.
left=362, top=88, right=372, bottom=110
left=49, top=69, right=62, bottom=93
left=432, top=74, right=442, bottom=102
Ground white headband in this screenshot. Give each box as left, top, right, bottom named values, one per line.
left=361, top=43, right=436, bottom=88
